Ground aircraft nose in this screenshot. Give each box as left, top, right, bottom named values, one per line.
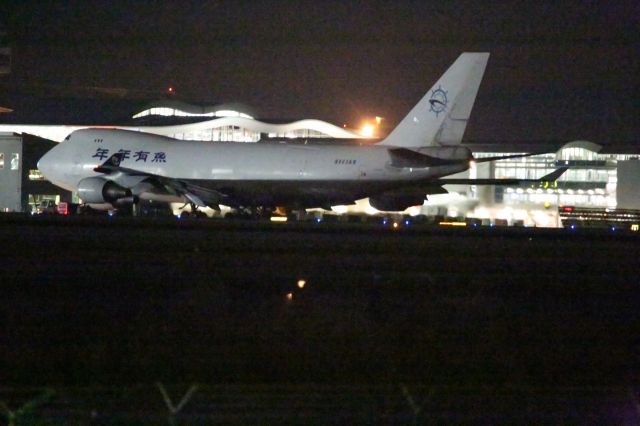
left=37, top=143, right=67, bottom=184
left=37, top=149, right=55, bottom=180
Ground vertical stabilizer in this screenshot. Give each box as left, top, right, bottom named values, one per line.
left=379, top=52, right=489, bottom=148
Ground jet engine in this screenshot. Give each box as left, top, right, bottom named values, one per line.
left=77, top=177, right=133, bottom=204
left=369, top=194, right=425, bottom=212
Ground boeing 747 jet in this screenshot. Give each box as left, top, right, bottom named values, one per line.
left=37, top=53, right=566, bottom=214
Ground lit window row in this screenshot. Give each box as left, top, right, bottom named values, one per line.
left=132, top=108, right=253, bottom=119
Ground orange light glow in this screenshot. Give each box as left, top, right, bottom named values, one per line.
left=297, top=279, right=306, bottom=289
left=360, top=124, right=374, bottom=137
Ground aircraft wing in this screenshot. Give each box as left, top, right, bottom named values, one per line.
left=436, top=167, right=568, bottom=185
left=94, top=152, right=226, bottom=207
left=94, top=152, right=150, bottom=175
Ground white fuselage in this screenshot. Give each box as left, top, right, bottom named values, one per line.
left=39, top=129, right=470, bottom=194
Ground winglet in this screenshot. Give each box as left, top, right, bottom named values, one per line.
left=94, top=152, right=126, bottom=173
left=539, top=167, right=568, bottom=182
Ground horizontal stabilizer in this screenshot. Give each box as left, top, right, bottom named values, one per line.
left=539, top=166, right=569, bottom=182
left=438, top=167, right=568, bottom=186
left=472, top=152, right=547, bottom=164
left=388, top=148, right=467, bottom=168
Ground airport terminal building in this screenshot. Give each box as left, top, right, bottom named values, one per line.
left=1, top=99, right=639, bottom=226
left=0, top=132, right=71, bottom=212
left=446, top=142, right=640, bottom=227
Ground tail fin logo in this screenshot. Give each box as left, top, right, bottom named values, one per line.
left=428, top=85, right=448, bottom=117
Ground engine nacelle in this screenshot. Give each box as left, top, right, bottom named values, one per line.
left=77, top=177, right=132, bottom=204
left=369, top=194, right=425, bottom=212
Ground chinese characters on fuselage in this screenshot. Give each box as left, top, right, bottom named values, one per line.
left=92, top=148, right=167, bottom=163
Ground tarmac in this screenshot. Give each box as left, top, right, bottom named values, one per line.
left=1, top=214, right=639, bottom=423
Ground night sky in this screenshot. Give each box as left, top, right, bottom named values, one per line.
left=2, top=1, right=639, bottom=144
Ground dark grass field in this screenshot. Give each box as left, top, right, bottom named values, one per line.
left=1, top=215, right=639, bottom=423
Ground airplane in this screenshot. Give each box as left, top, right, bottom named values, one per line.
left=37, top=52, right=567, bottom=215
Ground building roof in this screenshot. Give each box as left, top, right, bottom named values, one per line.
left=1, top=96, right=637, bottom=152
left=0, top=97, right=363, bottom=141
left=132, top=100, right=260, bottom=119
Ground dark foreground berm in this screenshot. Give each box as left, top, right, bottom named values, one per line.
left=1, top=215, right=639, bottom=424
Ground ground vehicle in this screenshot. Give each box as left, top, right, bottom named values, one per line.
left=33, top=199, right=57, bottom=214
left=57, top=202, right=80, bottom=215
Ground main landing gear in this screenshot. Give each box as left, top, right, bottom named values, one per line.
left=179, top=201, right=207, bottom=218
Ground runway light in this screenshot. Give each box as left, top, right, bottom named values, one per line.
left=382, top=218, right=389, bottom=225
left=439, top=221, right=467, bottom=227
left=286, top=292, right=293, bottom=301
left=270, top=216, right=288, bottom=222
left=315, top=217, right=322, bottom=224
left=393, top=222, right=399, bottom=229
left=631, top=224, right=639, bottom=232
left=404, top=219, right=411, bottom=226
left=569, top=224, right=576, bottom=230
left=297, top=279, right=306, bottom=289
